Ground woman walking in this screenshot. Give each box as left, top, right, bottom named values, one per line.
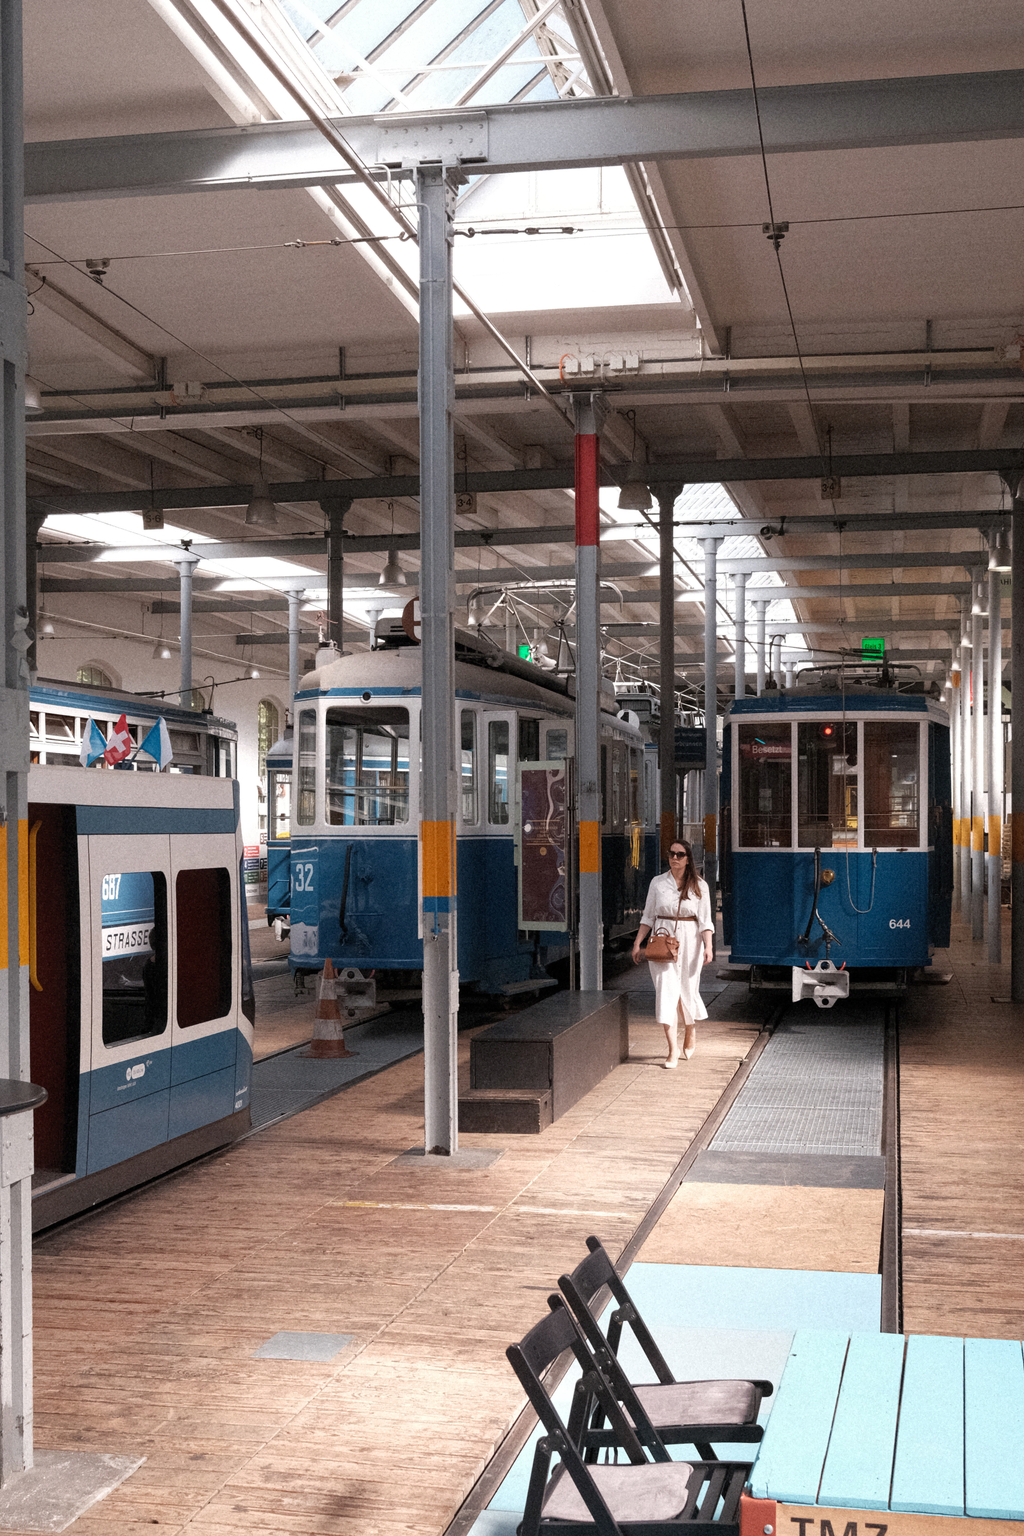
left=631, top=839, right=714, bottom=1067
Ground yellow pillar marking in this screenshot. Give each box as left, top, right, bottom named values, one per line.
left=973, top=814, right=985, bottom=853
left=704, top=813, right=717, bottom=862
left=989, top=814, right=1002, bottom=856
left=1014, top=812, right=1024, bottom=864
left=420, top=819, right=455, bottom=898
left=578, top=820, right=601, bottom=874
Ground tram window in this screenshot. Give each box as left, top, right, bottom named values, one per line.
left=460, top=711, right=478, bottom=824
left=798, top=722, right=857, bottom=847
left=629, top=748, right=641, bottom=822
left=268, top=767, right=291, bottom=839
left=546, top=728, right=568, bottom=760
left=864, top=720, right=920, bottom=847
left=325, top=706, right=410, bottom=826
left=296, top=709, right=316, bottom=826
left=611, top=744, right=624, bottom=829
left=488, top=720, right=510, bottom=824
left=738, top=723, right=793, bottom=847
left=518, top=718, right=540, bottom=762
left=101, top=871, right=168, bottom=1046
left=45, top=713, right=75, bottom=741
left=176, top=868, right=232, bottom=1027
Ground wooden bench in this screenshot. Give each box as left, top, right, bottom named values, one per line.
left=458, top=990, right=628, bottom=1134
left=746, top=1329, right=1024, bottom=1533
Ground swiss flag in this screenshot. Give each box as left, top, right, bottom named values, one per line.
left=103, top=713, right=132, bottom=766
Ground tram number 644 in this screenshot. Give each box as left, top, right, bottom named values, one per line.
left=888, top=918, right=911, bottom=929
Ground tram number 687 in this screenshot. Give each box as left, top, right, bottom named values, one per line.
left=889, top=918, right=910, bottom=929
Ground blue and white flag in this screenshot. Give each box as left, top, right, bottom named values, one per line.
left=79, top=718, right=106, bottom=767
left=139, top=717, right=173, bottom=770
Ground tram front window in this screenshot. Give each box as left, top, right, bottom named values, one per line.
left=737, top=723, right=792, bottom=847
left=864, top=720, right=920, bottom=847
left=798, top=722, right=858, bottom=847
left=325, top=706, right=410, bottom=826
left=267, top=768, right=291, bottom=839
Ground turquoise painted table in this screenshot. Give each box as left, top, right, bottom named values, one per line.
left=748, top=1330, right=1024, bottom=1523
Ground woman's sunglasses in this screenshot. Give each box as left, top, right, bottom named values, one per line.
left=668, top=850, right=687, bottom=859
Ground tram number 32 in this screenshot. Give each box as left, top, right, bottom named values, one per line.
left=889, top=918, right=911, bottom=929
left=293, top=862, right=315, bottom=892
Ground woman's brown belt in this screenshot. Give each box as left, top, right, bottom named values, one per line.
left=657, top=913, right=699, bottom=922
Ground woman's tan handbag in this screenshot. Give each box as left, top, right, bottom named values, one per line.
left=644, top=893, right=686, bottom=962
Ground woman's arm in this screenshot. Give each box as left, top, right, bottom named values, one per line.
left=632, top=924, right=651, bottom=964
left=699, top=880, right=714, bottom=965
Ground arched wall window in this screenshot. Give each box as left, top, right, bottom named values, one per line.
left=257, top=700, right=280, bottom=781
left=76, top=665, right=115, bottom=689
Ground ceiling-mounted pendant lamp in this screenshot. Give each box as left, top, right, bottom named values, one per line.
left=989, top=525, right=1012, bottom=572
left=152, top=638, right=173, bottom=660
left=244, top=477, right=279, bottom=527
left=617, top=460, right=652, bottom=511
left=247, top=663, right=260, bottom=680
left=24, top=376, right=44, bottom=415
left=379, top=547, right=407, bottom=588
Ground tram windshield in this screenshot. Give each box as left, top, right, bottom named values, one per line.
left=864, top=720, right=920, bottom=846
left=325, top=706, right=411, bottom=826
left=798, top=722, right=858, bottom=847
left=737, top=722, right=792, bottom=847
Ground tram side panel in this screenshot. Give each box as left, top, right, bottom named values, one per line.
left=28, top=770, right=253, bottom=1227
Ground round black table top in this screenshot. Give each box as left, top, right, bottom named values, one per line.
left=0, top=1081, right=47, bottom=1116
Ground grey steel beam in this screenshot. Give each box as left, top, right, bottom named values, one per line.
left=26, top=448, right=1024, bottom=518
left=656, top=485, right=682, bottom=857
left=1012, top=494, right=1024, bottom=1000
left=25, top=70, right=1024, bottom=202
left=988, top=552, right=1003, bottom=963
left=703, top=538, right=723, bottom=895
left=574, top=393, right=604, bottom=992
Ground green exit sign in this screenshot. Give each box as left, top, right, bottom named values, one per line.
left=862, top=637, right=885, bottom=657
left=518, top=643, right=532, bottom=660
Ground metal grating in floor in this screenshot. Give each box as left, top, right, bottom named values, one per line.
left=710, top=1023, right=884, bottom=1156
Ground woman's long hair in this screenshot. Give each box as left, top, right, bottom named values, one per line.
left=666, top=839, right=702, bottom=900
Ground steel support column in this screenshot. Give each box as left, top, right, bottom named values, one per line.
left=733, top=572, right=747, bottom=700
left=971, top=570, right=986, bottom=941
left=574, top=392, right=603, bottom=991
left=322, top=496, right=351, bottom=658
left=702, top=538, right=723, bottom=898
left=987, top=553, right=1003, bottom=962
left=417, top=166, right=459, bottom=1154
left=657, top=484, right=682, bottom=858
left=0, top=0, right=33, bottom=1485
left=964, top=613, right=973, bottom=917
left=950, top=630, right=962, bottom=914
left=753, top=599, right=768, bottom=696
left=286, top=587, right=304, bottom=721
left=1012, top=496, right=1024, bottom=998
left=175, top=551, right=200, bottom=706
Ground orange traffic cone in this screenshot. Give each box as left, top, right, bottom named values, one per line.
left=304, top=957, right=355, bottom=1058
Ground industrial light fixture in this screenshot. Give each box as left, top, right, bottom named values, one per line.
left=617, top=460, right=652, bottom=512
left=989, top=525, right=1012, bottom=572
left=37, top=599, right=54, bottom=637
left=152, top=638, right=173, bottom=660
left=247, top=663, right=260, bottom=680
left=24, top=376, right=44, bottom=415
left=378, top=546, right=406, bottom=588
left=972, top=578, right=987, bottom=615
left=244, top=429, right=279, bottom=527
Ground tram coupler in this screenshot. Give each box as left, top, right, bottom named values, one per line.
left=336, top=967, right=376, bottom=1020
left=792, top=959, right=850, bottom=1009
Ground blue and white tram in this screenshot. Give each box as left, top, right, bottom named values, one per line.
left=31, top=675, right=237, bottom=776
left=283, top=642, right=655, bottom=994
left=28, top=766, right=253, bottom=1230
left=720, top=676, right=953, bottom=1004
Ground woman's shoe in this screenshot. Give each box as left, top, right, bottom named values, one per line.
left=662, top=1056, right=679, bottom=1070
left=682, top=1025, right=696, bottom=1060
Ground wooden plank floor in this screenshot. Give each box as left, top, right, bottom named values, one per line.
left=28, top=983, right=762, bottom=1536
left=899, top=905, right=1024, bottom=1338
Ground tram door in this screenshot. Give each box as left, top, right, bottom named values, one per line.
left=83, top=833, right=173, bottom=1176
left=27, top=801, right=80, bottom=1180
left=168, top=834, right=240, bottom=1137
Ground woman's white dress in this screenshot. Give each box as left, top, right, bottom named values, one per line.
left=641, top=871, right=715, bottom=1025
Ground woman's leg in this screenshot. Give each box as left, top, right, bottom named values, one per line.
left=678, top=1001, right=696, bottom=1059
left=661, top=1020, right=679, bottom=1068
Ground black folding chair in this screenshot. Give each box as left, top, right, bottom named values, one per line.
left=507, top=1298, right=751, bottom=1536
left=558, top=1237, right=773, bottom=1461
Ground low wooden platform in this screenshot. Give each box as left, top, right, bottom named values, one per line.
left=459, top=990, right=628, bottom=1132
